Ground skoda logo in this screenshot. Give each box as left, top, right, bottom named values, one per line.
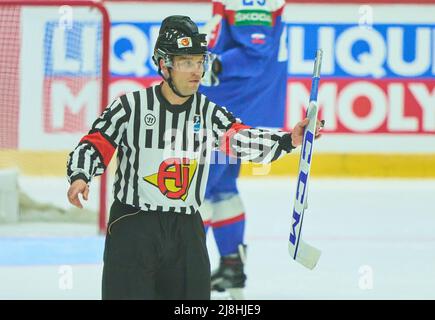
left=145, top=114, right=156, bottom=126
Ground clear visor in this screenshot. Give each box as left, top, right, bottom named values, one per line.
left=164, top=53, right=216, bottom=73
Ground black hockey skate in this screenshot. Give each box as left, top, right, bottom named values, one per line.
left=211, top=244, right=247, bottom=300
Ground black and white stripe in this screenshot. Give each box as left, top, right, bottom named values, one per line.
left=67, top=84, right=291, bottom=214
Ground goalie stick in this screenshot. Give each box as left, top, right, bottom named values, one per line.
left=288, top=49, right=323, bottom=270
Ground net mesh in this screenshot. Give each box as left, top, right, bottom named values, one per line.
left=0, top=6, right=20, bottom=150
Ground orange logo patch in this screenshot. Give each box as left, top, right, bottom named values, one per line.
left=177, top=37, right=192, bottom=48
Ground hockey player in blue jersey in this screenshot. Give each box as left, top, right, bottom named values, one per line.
left=199, top=0, right=288, bottom=299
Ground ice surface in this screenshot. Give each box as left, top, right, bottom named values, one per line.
left=1, top=177, right=434, bottom=299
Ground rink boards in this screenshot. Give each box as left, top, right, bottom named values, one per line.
left=1, top=150, right=434, bottom=178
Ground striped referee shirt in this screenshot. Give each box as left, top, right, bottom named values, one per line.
left=67, top=83, right=293, bottom=214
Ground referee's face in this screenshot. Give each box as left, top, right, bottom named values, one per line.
left=170, top=55, right=204, bottom=95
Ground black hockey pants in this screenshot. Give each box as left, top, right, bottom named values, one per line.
left=102, top=199, right=210, bottom=300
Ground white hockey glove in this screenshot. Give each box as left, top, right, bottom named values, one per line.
left=201, top=56, right=222, bottom=87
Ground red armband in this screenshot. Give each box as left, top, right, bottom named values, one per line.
left=220, top=123, right=251, bottom=157
left=80, top=131, right=115, bottom=167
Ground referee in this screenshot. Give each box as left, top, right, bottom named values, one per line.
left=66, top=15, right=323, bottom=300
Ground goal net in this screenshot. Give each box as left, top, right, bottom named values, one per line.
left=0, top=1, right=110, bottom=233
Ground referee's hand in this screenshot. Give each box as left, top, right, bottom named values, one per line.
left=67, top=179, right=89, bottom=209
left=291, top=118, right=324, bottom=147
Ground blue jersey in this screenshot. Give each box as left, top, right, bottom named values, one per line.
left=200, top=0, right=288, bottom=128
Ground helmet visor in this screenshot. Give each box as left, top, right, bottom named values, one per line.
left=165, top=53, right=216, bottom=73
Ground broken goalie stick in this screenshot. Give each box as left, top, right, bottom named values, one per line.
left=288, top=49, right=323, bottom=270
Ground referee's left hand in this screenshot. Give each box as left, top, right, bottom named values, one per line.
left=291, top=118, right=324, bottom=148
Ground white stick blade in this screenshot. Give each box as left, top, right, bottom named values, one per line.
left=288, top=240, right=321, bottom=270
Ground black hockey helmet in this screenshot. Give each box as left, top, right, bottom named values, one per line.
left=152, top=15, right=211, bottom=98
left=152, top=15, right=208, bottom=67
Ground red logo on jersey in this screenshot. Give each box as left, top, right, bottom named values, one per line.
left=144, top=158, right=197, bottom=200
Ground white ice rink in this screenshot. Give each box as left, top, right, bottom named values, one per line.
left=0, top=177, right=434, bottom=299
